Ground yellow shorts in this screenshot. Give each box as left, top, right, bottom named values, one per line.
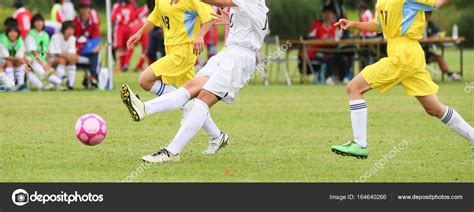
left=151, top=42, right=197, bottom=87
left=361, top=37, right=439, bottom=96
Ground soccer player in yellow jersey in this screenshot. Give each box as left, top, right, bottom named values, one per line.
left=331, top=0, right=474, bottom=158
left=121, top=0, right=229, bottom=155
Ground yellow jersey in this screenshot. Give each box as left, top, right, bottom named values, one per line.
left=373, top=0, right=437, bottom=40
left=147, top=0, right=214, bottom=46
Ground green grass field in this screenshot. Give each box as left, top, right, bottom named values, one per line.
left=0, top=49, right=473, bottom=183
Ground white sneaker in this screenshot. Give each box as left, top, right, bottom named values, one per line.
left=342, top=77, right=350, bottom=84
left=120, top=84, right=145, bottom=122
left=142, top=149, right=180, bottom=163
left=203, top=132, right=230, bottom=155
left=448, top=73, right=462, bottom=81
left=325, top=77, right=335, bottom=85
left=42, top=83, right=55, bottom=91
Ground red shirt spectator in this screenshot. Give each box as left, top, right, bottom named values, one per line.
left=359, top=9, right=377, bottom=37
left=74, top=17, right=101, bottom=54
left=307, top=20, right=337, bottom=58
left=112, top=3, right=136, bottom=27
left=13, top=7, right=32, bottom=40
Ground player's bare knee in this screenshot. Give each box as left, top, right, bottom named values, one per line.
left=346, top=82, right=360, bottom=96
left=423, top=105, right=444, bottom=118
left=138, top=76, right=151, bottom=91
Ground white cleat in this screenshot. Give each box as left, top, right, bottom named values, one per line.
left=120, top=84, right=145, bottom=122
left=203, top=132, right=230, bottom=155
left=142, top=149, right=180, bottom=163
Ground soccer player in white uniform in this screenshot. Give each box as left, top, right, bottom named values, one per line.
left=48, top=21, right=78, bottom=90
left=121, top=0, right=269, bottom=163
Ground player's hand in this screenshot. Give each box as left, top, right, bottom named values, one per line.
left=170, top=0, right=179, bottom=5
left=193, top=35, right=205, bottom=56
left=24, top=59, right=34, bottom=73
left=212, top=8, right=230, bottom=25
left=334, top=19, right=355, bottom=31
left=127, top=33, right=142, bottom=50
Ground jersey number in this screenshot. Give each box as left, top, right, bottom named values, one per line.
left=229, top=13, right=234, bottom=28
left=162, top=16, right=170, bottom=30
left=379, top=10, right=388, bottom=26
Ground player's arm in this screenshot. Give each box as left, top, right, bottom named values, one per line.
left=170, top=0, right=237, bottom=7
left=127, top=19, right=156, bottom=50
left=128, top=2, right=162, bottom=50
left=334, top=19, right=379, bottom=33
left=200, top=0, right=236, bottom=7
left=194, top=20, right=214, bottom=55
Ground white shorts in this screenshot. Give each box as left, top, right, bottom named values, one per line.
left=197, top=45, right=257, bottom=104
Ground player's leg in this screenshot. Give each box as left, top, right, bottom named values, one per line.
left=142, top=90, right=220, bottom=163
left=330, top=55, right=401, bottom=159
left=54, top=56, right=67, bottom=80
left=65, top=54, right=77, bottom=90
left=416, top=95, right=474, bottom=152
left=143, top=76, right=209, bottom=115
left=138, top=67, right=176, bottom=95
left=24, top=62, right=44, bottom=90
left=331, top=73, right=372, bottom=159
left=13, top=58, right=27, bottom=91
left=4, top=60, right=15, bottom=88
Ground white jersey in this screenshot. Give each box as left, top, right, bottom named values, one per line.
left=226, top=0, right=269, bottom=51
left=49, top=33, right=76, bottom=55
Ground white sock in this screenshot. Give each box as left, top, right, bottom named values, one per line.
left=166, top=99, right=209, bottom=155
left=350, top=99, right=368, bottom=148
left=5, top=67, right=14, bottom=84
left=27, top=72, right=43, bottom=89
left=144, top=87, right=190, bottom=115
left=182, top=96, right=221, bottom=139
left=48, top=75, right=62, bottom=86
left=203, top=113, right=221, bottom=139
left=14, top=67, right=25, bottom=86
left=149, top=80, right=177, bottom=96
left=66, top=65, right=76, bottom=88
left=31, top=63, right=46, bottom=78
left=56, top=64, right=66, bottom=79
left=441, top=107, right=474, bottom=144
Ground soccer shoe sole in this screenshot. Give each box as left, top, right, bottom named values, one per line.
left=331, top=148, right=368, bottom=160
left=120, top=84, right=141, bottom=122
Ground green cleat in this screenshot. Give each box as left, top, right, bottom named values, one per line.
left=331, top=141, right=369, bottom=159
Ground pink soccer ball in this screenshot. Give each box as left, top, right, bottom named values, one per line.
left=75, top=114, right=107, bottom=146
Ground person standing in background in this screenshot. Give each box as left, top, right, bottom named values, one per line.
left=145, top=0, right=165, bottom=64
left=203, top=6, right=220, bottom=60
left=51, top=0, right=65, bottom=23
left=423, top=11, right=461, bottom=81
left=355, top=3, right=377, bottom=38
left=61, top=0, right=77, bottom=21
left=112, top=0, right=136, bottom=72
left=74, top=0, right=102, bottom=88
left=12, top=0, right=32, bottom=40
left=130, top=2, right=150, bottom=72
